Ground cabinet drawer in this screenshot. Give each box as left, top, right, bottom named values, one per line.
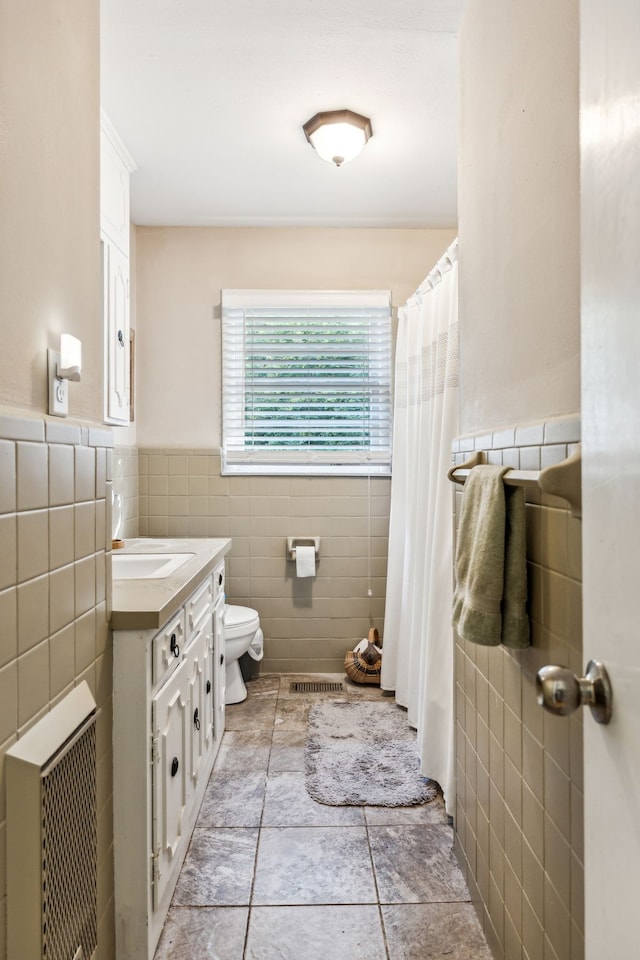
left=186, top=575, right=214, bottom=641
left=152, top=610, right=185, bottom=686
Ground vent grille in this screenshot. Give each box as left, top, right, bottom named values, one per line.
left=289, top=681, right=344, bottom=693
left=42, top=723, right=97, bottom=960
left=6, top=682, right=98, bottom=960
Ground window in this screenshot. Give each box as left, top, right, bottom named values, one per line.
left=221, top=290, right=392, bottom=475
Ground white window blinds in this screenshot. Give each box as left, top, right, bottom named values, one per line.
left=221, top=290, right=392, bottom=475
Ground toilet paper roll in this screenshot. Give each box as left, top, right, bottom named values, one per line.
left=295, top=545, right=316, bottom=578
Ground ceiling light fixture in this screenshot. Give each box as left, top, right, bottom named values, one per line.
left=302, top=109, right=372, bottom=167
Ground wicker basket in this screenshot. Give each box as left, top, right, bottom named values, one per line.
left=344, top=627, right=382, bottom=685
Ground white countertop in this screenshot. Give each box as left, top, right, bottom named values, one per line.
left=110, top=537, right=232, bottom=631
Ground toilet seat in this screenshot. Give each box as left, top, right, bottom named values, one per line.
left=223, top=605, right=260, bottom=641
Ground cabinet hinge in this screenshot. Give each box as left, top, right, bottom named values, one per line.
left=151, top=735, right=159, bottom=763
left=151, top=851, right=160, bottom=888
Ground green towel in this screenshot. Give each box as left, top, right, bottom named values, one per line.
left=452, top=465, right=530, bottom=648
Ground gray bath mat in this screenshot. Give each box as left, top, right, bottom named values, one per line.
left=304, top=700, right=438, bottom=807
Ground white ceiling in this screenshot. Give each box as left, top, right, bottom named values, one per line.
left=100, top=0, right=466, bottom=228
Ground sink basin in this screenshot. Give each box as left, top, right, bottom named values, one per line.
left=112, top=553, right=195, bottom=580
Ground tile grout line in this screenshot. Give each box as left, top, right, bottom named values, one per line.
left=241, top=680, right=279, bottom=960
left=364, top=814, right=393, bottom=960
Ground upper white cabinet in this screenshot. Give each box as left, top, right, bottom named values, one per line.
left=100, top=117, right=132, bottom=256
left=103, top=241, right=130, bottom=422
left=100, top=112, right=136, bottom=424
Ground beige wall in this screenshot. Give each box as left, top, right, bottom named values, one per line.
left=457, top=2, right=582, bottom=958
left=0, top=0, right=102, bottom=423
left=134, top=226, right=456, bottom=447
left=458, top=0, right=580, bottom=435
left=0, top=3, right=115, bottom=957
left=132, top=227, right=454, bottom=670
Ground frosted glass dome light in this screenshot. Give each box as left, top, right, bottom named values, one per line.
left=303, top=110, right=372, bottom=167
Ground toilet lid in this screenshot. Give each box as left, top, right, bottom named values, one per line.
left=224, top=604, right=260, bottom=640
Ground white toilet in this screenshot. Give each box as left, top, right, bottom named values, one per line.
left=223, top=604, right=264, bottom=704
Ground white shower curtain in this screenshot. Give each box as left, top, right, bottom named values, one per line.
left=381, top=243, right=459, bottom=816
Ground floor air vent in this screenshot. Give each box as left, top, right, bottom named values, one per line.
left=6, top=682, right=98, bottom=960
left=289, top=681, right=344, bottom=693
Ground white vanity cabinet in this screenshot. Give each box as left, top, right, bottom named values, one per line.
left=113, top=558, right=226, bottom=960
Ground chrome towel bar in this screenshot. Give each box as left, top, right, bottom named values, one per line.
left=448, top=444, right=582, bottom=518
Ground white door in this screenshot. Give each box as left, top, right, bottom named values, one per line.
left=581, top=0, right=640, bottom=955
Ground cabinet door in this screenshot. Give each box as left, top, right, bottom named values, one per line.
left=100, top=123, right=131, bottom=256
left=213, top=601, right=226, bottom=756
left=187, top=626, right=209, bottom=793
left=103, top=240, right=130, bottom=424
left=151, top=657, right=190, bottom=910
left=202, top=620, right=215, bottom=756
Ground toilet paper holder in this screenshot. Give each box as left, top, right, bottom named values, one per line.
left=287, top=537, right=320, bottom=561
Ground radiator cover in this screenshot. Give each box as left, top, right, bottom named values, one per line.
left=6, top=682, right=98, bottom=960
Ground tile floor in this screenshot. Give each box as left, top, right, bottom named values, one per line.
left=154, top=674, right=492, bottom=960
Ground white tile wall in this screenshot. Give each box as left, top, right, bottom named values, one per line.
left=0, top=408, right=114, bottom=960
left=112, top=445, right=139, bottom=540
left=452, top=416, right=583, bottom=960
left=137, top=448, right=390, bottom=672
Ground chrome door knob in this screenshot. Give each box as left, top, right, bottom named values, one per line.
left=536, top=660, right=612, bottom=724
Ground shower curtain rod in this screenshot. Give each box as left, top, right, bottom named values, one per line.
left=412, top=237, right=459, bottom=301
